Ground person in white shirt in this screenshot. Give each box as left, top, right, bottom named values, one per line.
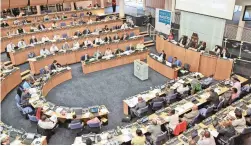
left=17, top=39, right=27, bottom=48
left=164, top=109, right=179, bottom=131
left=40, top=48, right=51, bottom=56
left=41, top=35, right=50, bottom=43
left=51, top=21, right=58, bottom=29
left=197, top=130, right=216, bottom=145
left=43, top=14, right=50, bottom=21
left=177, top=83, right=190, bottom=95
left=53, top=34, right=60, bottom=41
left=84, top=38, right=93, bottom=47
left=72, top=40, right=80, bottom=50
left=87, top=17, right=93, bottom=24
left=104, top=48, right=112, bottom=56
left=95, top=36, right=103, bottom=45
left=121, top=22, right=129, bottom=29
left=94, top=50, right=102, bottom=59
left=50, top=44, right=59, bottom=54
left=13, top=19, right=20, bottom=25
left=37, top=115, right=57, bottom=142
left=231, top=109, right=246, bottom=133
left=62, top=42, right=70, bottom=50
left=6, top=42, right=15, bottom=53
left=231, top=77, right=241, bottom=97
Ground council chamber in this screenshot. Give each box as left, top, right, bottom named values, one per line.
left=1, top=0, right=251, bottom=145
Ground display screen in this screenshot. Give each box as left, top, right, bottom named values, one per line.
left=243, top=6, right=251, bottom=21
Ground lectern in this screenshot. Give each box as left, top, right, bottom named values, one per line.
left=134, top=59, right=148, bottom=80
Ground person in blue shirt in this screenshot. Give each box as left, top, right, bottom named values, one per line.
left=22, top=78, right=31, bottom=90
left=172, top=57, right=181, bottom=67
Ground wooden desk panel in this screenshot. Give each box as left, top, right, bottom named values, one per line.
left=82, top=50, right=149, bottom=74
left=42, top=70, right=72, bottom=96
left=147, top=56, right=178, bottom=79
left=0, top=69, right=22, bottom=102
left=163, top=40, right=172, bottom=57
left=156, top=35, right=165, bottom=53
left=214, top=58, right=233, bottom=80
left=199, top=55, right=217, bottom=77
left=172, top=45, right=186, bottom=64
left=184, top=49, right=201, bottom=72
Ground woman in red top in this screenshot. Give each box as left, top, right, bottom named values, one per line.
left=112, top=0, right=116, bottom=13
left=168, top=31, right=174, bottom=40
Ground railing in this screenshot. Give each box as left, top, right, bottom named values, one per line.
left=147, top=23, right=158, bottom=41
left=224, top=24, right=251, bottom=43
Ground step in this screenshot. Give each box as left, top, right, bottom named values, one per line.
left=139, top=31, right=148, bottom=35
left=144, top=43, right=155, bottom=47
left=144, top=40, right=154, bottom=44
left=21, top=74, right=30, bottom=81
left=21, top=70, right=30, bottom=76
left=139, top=33, right=149, bottom=37
left=4, top=61, right=11, bottom=66
left=6, top=64, right=13, bottom=68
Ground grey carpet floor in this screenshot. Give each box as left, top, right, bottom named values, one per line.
left=1, top=41, right=169, bottom=145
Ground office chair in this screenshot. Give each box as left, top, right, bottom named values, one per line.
left=188, top=113, right=200, bottom=127
left=87, top=122, right=102, bottom=134
left=199, top=105, right=214, bottom=118
left=241, top=127, right=251, bottom=135
left=68, top=122, right=84, bottom=130
left=214, top=99, right=224, bottom=112
left=60, top=22, right=66, bottom=27
left=39, top=68, right=45, bottom=75
left=16, top=103, right=33, bottom=118
left=62, top=34, right=68, bottom=39
left=152, top=101, right=163, bottom=111
left=218, top=134, right=239, bottom=145
left=130, top=32, right=135, bottom=37
left=15, top=94, right=21, bottom=104
left=164, top=93, right=178, bottom=104
left=134, top=105, right=149, bottom=117
left=176, top=60, right=182, bottom=67
left=154, top=131, right=167, bottom=145
left=80, top=13, right=85, bottom=17
left=28, top=114, right=38, bottom=122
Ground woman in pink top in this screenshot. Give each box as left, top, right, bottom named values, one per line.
left=231, top=88, right=238, bottom=101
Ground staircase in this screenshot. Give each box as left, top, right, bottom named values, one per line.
left=21, top=70, right=31, bottom=81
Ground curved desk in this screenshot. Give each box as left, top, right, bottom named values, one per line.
left=10, top=27, right=139, bottom=65
left=29, top=37, right=144, bottom=74
left=2, top=19, right=123, bottom=54
left=0, top=68, right=22, bottom=102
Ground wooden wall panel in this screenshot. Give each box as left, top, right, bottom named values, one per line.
left=1, top=0, right=10, bottom=9
left=30, top=0, right=48, bottom=6
left=9, top=0, right=28, bottom=8
left=199, top=55, right=217, bottom=77
left=146, top=0, right=164, bottom=9
left=214, top=59, right=233, bottom=80
left=171, top=45, right=186, bottom=65
left=184, top=49, right=201, bottom=72
left=48, top=0, right=64, bottom=4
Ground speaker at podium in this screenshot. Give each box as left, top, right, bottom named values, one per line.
left=134, top=59, right=148, bottom=81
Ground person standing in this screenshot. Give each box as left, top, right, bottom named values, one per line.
left=112, top=0, right=116, bottom=13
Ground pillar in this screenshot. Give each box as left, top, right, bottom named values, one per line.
left=119, top=0, right=125, bottom=18
left=236, top=5, right=246, bottom=41
left=101, top=0, right=104, bottom=8
left=71, top=2, right=75, bottom=11
left=36, top=5, right=41, bottom=15
left=142, top=0, right=146, bottom=11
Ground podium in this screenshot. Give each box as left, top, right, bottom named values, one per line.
left=134, top=59, right=148, bottom=80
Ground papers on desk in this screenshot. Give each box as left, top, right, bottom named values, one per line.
left=200, top=92, right=210, bottom=100
left=214, top=88, right=221, bottom=94
left=29, top=96, right=39, bottom=103
left=73, top=137, right=83, bottom=145
left=100, top=108, right=108, bottom=114
left=171, top=82, right=182, bottom=90
left=174, top=102, right=194, bottom=115
left=208, top=129, right=219, bottom=137
left=124, top=96, right=138, bottom=108
left=28, top=88, right=38, bottom=94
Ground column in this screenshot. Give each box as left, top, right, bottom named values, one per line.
left=71, top=2, right=75, bottom=11
left=236, top=5, right=246, bottom=41
left=142, top=0, right=146, bottom=11
left=36, top=5, right=41, bottom=15
left=164, top=0, right=169, bottom=10
left=119, top=0, right=125, bottom=18
left=171, top=0, right=176, bottom=22
left=101, top=0, right=105, bottom=8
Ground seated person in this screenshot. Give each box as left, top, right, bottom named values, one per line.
left=78, top=18, right=85, bottom=25
left=83, top=27, right=91, bottom=35
left=40, top=48, right=51, bottom=56
left=87, top=117, right=101, bottom=128
left=121, top=33, right=129, bottom=40
left=178, top=35, right=188, bottom=46
left=81, top=54, right=90, bottom=61
left=53, top=34, right=60, bottom=41
left=104, top=48, right=112, bottom=56
left=229, top=109, right=246, bottom=133
left=121, top=22, right=129, bottom=29
left=38, top=115, right=58, bottom=142
left=51, top=21, right=58, bottom=29
left=1, top=20, right=9, bottom=27
left=13, top=19, right=20, bottom=25
left=230, top=88, right=238, bottom=102
left=130, top=97, right=147, bottom=117
left=104, top=34, right=112, bottom=43
left=20, top=89, right=32, bottom=105
left=146, top=119, right=162, bottom=144
left=6, top=42, right=15, bottom=57
left=231, top=76, right=241, bottom=96
left=94, top=36, right=104, bottom=45
left=177, top=83, right=189, bottom=95
left=103, top=25, right=110, bottom=32
left=216, top=121, right=236, bottom=142
left=1, top=133, right=10, bottom=145
left=201, top=75, right=213, bottom=88
left=22, top=78, right=32, bottom=90
left=88, top=4, right=92, bottom=8
left=207, top=89, right=220, bottom=107
left=17, top=39, right=27, bottom=48
left=131, top=129, right=146, bottom=145
left=38, top=23, right=46, bottom=30
left=164, top=109, right=179, bottom=131
left=16, top=27, right=26, bottom=34
left=74, top=30, right=82, bottom=37
left=28, top=51, right=36, bottom=58
left=221, top=48, right=230, bottom=58
left=113, top=33, right=120, bottom=40
left=71, top=114, right=81, bottom=124
left=181, top=105, right=199, bottom=123
left=42, top=66, right=52, bottom=75
left=151, top=93, right=164, bottom=105
left=84, top=38, right=93, bottom=47
left=72, top=40, right=80, bottom=50
left=0, top=62, right=8, bottom=72
left=94, top=2, right=100, bottom=7
left=197, top=42, right=206, bottom=51
left=172, top=57, right=181, bottom=67
left=197, top=130, right=216, bottom=145
left=43, top=14, right=50, bottom=21
left=159, top=50, right=166, bottom=60
left=50, top=60, right=61, bottom=70
left=191, top=75, right=202, bottom=95
left=61, top=13, right=67, bottom=19
left=168, top=31, right=174, bottom=41
left=126, top=44, right=135, bottom=51
left=71, top=13, right=77, bottom=18
left=30, top=36, right=38, bottom=44
left=93, top=50, right=102, bottom=59
left=86, top=11, right=92, bottom=16
left=53, top=15, right=60, bottom=20
left=114, top=48, right=124, bottom=55
left=41, top=35, right=50, bottom=43
left=71, top=19, right=78, bottom=26
left=62, top=42, right=70, bottom=50
left=50, top=44, right=59, bottom=54
left=213, top=45, right=222, bottom=56
left=94, top=26, right=101, bottom=33
left=87, top=17, right=93, bottom=24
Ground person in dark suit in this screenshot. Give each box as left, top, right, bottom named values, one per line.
left=103, top=25, right=110, bottom=32
left=126, top=44, right=134, bottom=51
left=104, top=34, right=112, bottom=43
left=74, top=30, right=82, bottom=37
left=114, top=48, right=124, bottom=55
left=83, top=27, right=91, bottom=35
left=27, top=51, right=36, bottom=58
left=94, top=2, right=100, bottom=7
left=17, top=27, right=25, bottom=34
left=78, top=18, right=85, bottom=25
left=159, top=50, right=166, bottom=60
left=30, top=36, right=38, bottom=44
left=112, top=0, right=116, bottom=13
left=81, top=54, right=90, bottom=61
left=86, top=11, right=92, bottom=16
left=50, top=60, right=61, bottom=70
left=121, top=33, right=129, bottom=40
left=113, top=33, right=120, bottom=40
left=130, top=97, right=147, bottom=117
left=197, top=42, right=206, bottom=51
left=38, top=23, right=46, bottom=30
left=1, top=21, right=9, bottom=27
left=207, top=89, right=220, bottom=107
left=151, top=93, right=164, bottom=103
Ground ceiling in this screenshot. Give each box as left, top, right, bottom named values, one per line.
left=235, top=0, right=251, bottom=6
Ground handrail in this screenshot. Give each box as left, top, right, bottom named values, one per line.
left=147, top=23, right=157, bottom=41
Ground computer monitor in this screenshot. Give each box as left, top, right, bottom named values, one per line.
left=89, top=107, right=99, bottom=113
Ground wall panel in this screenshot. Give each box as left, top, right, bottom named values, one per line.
left=9, top=0, right=28, bottom=8
left=30, top=0, right=48, bottom=6
left=146, top=0, right=164, bottom=9
left=1, top=0, right=10, bottom=9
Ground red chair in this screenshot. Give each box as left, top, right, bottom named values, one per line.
left=36, top=107, right=42, bottom=120
left=173, top=121, right=187, bottom=136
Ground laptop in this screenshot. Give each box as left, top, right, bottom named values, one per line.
left=89, top=107, right=99, bottom=113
